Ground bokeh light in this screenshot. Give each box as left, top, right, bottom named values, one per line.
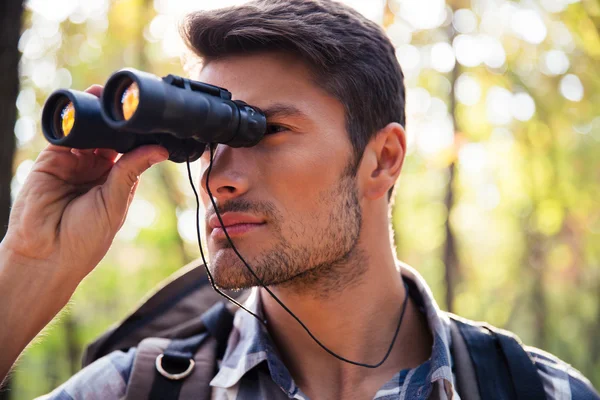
left=455, top=73, right=481, bottom=106
left=453, top=9, right=477, bottom=34
left=541, top=50, right=570, bottom=76
left=560, top=74, right=584, bottom=102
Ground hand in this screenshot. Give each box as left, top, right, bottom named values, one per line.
left=0, top=85, right=168, bottom=382
left=1, top=85, right=169, bottom=287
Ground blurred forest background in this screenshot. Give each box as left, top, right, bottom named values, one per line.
left=1, top=0, right=599, bottom=398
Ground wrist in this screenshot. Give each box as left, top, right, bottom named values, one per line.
left=0, top=241, right=77, bottom=379
left=0, top=240, right=76, bottom=312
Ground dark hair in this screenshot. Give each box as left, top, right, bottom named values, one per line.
left=181, top=0, right=405, bottom=201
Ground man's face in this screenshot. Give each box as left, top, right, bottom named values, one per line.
left=197, top=52, right=364, bottom=291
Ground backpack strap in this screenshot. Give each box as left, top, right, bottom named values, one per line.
left=449, top=315, right=546, bottom=400
left=494, top=327, right=547, bottom=400
left=201, top=301, right=235, bottom=360
left=448, top=319, right=481, bottom=400
left=148, top=332, right=211, bottom=400
left=125, top=334, right=220, bottom=400
left=82, top=260, right=245, bottom=368
left=130, top=302, right=234, bottom=400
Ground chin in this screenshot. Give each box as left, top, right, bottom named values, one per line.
left=208, top=248, right=260, bottom=290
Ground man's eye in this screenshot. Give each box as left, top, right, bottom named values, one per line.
left=265, top=124, right=287, bottom=135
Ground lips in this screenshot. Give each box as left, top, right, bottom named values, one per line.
left=208, top=212, right=264, bottom=229
left=208, top=212, right=266, bottom=238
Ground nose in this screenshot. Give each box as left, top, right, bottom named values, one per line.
left=200, top=145, right=250, bottom=203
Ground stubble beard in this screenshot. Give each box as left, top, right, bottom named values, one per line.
left=208, top=168, right=367, bottom=298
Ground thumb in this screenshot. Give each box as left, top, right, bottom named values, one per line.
left=101, top=145, right=168, bottom=230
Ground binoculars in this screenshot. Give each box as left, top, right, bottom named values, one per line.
left=41, top=69, right=267, bottom=163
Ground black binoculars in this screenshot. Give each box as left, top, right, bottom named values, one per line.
left=41, top=69, right=267, bottom=163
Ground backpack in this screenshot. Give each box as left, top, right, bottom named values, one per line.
left=82, top=260, right=547, bottom=400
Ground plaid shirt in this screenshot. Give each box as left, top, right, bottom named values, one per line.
left=38, top=263, right=599, bottom=400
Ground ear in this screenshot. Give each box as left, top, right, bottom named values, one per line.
left=359, top=122, right=406, bottom=201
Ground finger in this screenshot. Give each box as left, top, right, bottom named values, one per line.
left=44, top=147, right=112, bottom=185
left=100, top=145, right=168, bottom=230
left=94, top=148, right=119, bottom=162
left=71, top=148, right=96, bottom=156
left=84, top=85, right=103, bottom=98
left=45, top=143, right=75, bottom=154
left=81, top=167, right=112, bottom=189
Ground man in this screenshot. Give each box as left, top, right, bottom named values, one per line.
left=0, top=0, right=597, bottom=399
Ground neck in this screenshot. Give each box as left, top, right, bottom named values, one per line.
left=260, top=224, right=433, bottom=399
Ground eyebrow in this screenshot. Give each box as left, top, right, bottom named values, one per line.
left=260, top=103, right=310, bottom=121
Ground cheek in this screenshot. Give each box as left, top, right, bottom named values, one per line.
left=197, top=175, right=211, bottom=206
left=200, top=192, right=210, bottom=209
left=257, top=143, right=344, bottom=214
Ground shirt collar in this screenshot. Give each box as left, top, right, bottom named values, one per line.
left=399, top=261, right=455, bottom=398
left=210, top=261, right=456, bottom=399
left=210, top=288, right=301, bottom=396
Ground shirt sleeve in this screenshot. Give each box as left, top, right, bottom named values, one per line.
left=527, top=347, right=600, bottom=400
left=34, top=347, right=136, bottom=400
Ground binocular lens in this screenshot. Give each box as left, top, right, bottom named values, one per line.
left=56, top=101, right=75, bottom=138
left=121, top=82, right=139, bottom=121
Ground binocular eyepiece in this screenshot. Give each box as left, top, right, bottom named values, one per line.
left=42, top=68, right=267, bottom=163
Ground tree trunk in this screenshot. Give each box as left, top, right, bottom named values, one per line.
left=0, top=0, right=22, bottom=240
left=529, top=234, right=548, bottom=348
left=0, top=1, right=24, bottom=399
left=443, top=24, right=461, bottom=313
left=63, top=314, right=80, bottom=376
left=443, top=161, right=459, bottom=312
